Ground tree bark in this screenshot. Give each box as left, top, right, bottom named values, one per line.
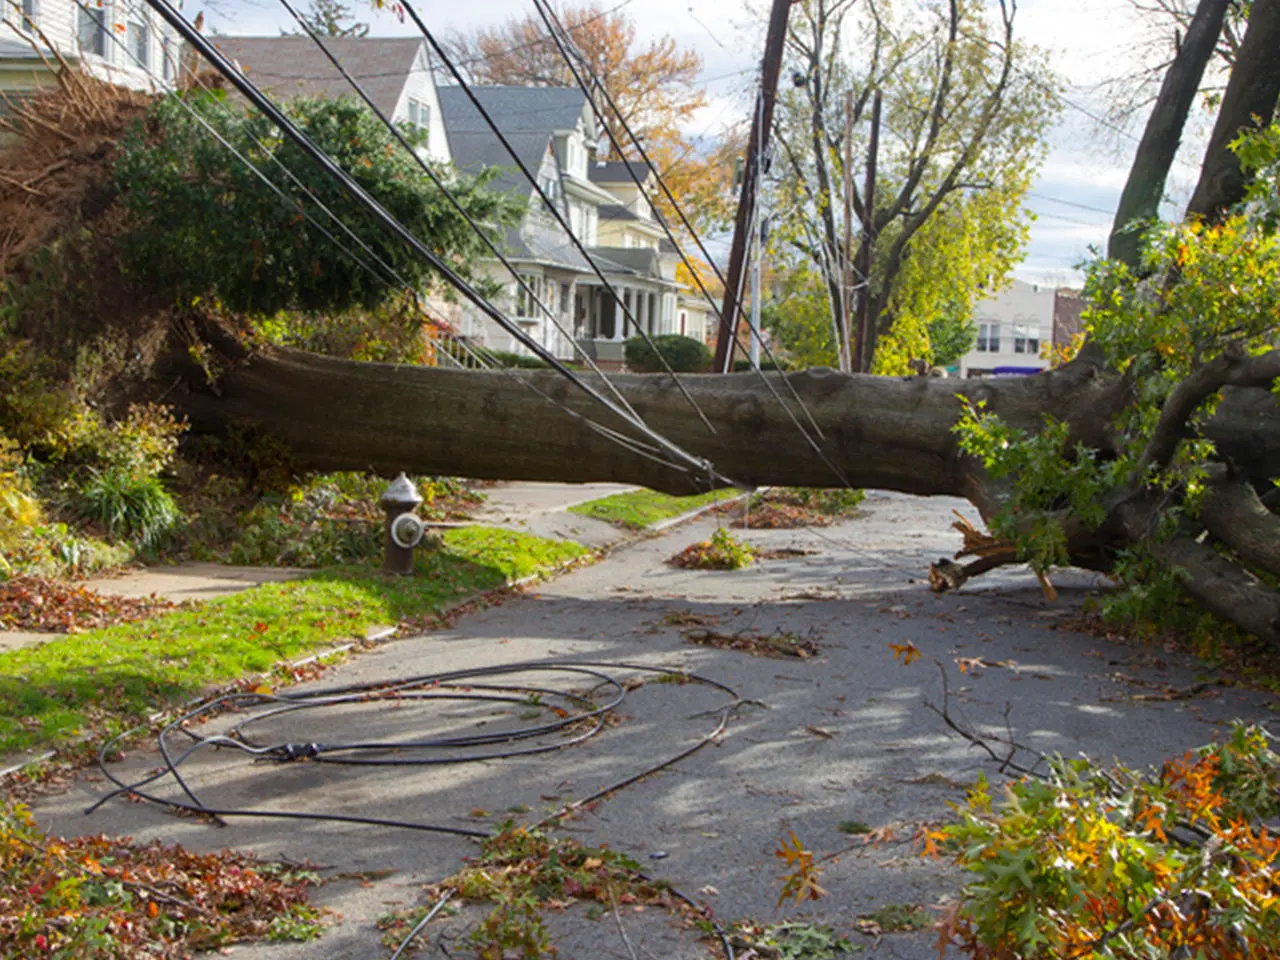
left=176, top=342, right=1133, bottom=503
left=1109, top=0, right=1230, bottom=268
left=1185, top=0, right=1280, bottom=221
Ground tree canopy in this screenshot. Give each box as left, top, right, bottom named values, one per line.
left=285, top=0, right=369, bottom=39
left=768, top=0, right=1059, bottom=373
left=114, top=92, right=520, bottom=317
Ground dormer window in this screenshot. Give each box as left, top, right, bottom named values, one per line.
left=20, top=0, right=36, bottom=33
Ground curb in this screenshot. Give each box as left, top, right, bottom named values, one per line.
left=647, top=490, right=751, bottom=533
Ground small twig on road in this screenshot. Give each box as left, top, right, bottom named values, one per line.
left=924, top=658, right=1046, bottom=778
left=608, top=883, right=641, bottom=960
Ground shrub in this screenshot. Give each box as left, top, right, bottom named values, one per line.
left=77, top=467, right=180, bottom=547
left=624, top=334, right=711, bottom=373
left=0, top=434, right=40, bottom=574
left=933, top=723, right=1280, bottom=959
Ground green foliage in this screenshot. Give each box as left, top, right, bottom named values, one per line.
left=623, top=333, right=712, bottom=373
left=934, top=724, right=1280, bottom=958
left=251, top=291, right=438, bottom=365
left=950, top=125, right=1280, bottom=632
left=0, top=434, right=39, bottom=573
left=730, top=921, right=853, bottom=959
left=114, top=92, right=521, bottom=316
left=926, top=302, right=979, bottom=368
left=760, top=265, right=839, bottom=369
left=0, top=526, right=587, bottom=754
left=568, top=487, right=737, bottom=529
left=875, top=175, right=1036, bottom=375
left=770, top=0, right=1057, bottom=372
left=475, top=348, right=552, bottom=369
left=76, top=468, right=180, bottom=548
left=954, top=403, right=1116, bottom=572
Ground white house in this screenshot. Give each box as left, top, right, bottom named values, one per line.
left=957, top=278, right=1057, bottom=377
left=212, top=36, right=450, bottom=166
left=439, top=85, right=689, bottom=366
left=0, top=0, right=181, bottom=94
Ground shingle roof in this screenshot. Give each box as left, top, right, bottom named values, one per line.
left=213, top=36, right=424, bottom=116
left=588, top=160, right=651, bottom=184
left=438, top=86, right=587, bottom=137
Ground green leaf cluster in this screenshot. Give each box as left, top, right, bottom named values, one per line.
left=114, top=92, right=522, bottom=317
left=937, top=724, right=1280, bottom=958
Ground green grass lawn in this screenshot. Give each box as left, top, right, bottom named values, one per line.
left=0, top=527, right=587, bottom=756
left=568, top=488, right=741, bottom=530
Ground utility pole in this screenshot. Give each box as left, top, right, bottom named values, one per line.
left=853, top=90, right=881, bottom=374
left=749, top=96, right=765, bottom=370
left=840, top=89, right=854, bottom=373
left=713, top=0, right=792, bottom=374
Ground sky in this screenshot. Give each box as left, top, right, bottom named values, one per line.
left=202, top=0, right=1217, bottom=288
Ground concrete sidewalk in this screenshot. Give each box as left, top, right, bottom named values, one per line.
left=0, top=482, right=657, bottom=654
left=27, top=491, right=1274, bottom=959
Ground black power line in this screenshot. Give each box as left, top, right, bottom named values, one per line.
left=398, top=0, right=721, bottom=438
left=531, top=0, right=859, bottom=493
left=139, top=0, right=727, bottom=484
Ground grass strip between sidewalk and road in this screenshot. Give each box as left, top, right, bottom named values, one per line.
left=568, top=488, right=741, bottom=530
left=0, top=527, right=588, bottom=757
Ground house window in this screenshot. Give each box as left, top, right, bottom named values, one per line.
left=1013, top=321, right=1040, bottom=355
left=407, top=97, right=429, bottom=130
left=515, top=275, right=544, bottom=319
left=127, top=18, right=150, bottom=69
left=77, top=4, right=107, bottom=57
left=20, top=0, right=36, bottom=32
left=976, top=322, right=1000, bottom=353
left=162, top=38, right=175, bottom=82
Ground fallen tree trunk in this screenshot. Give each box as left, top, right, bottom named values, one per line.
left=176, top=341, right=1132, bottom=504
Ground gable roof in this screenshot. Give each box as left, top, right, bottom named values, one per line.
left=213, top=36, right=424, bottom=116
left=438, top=86, right=588, bottom=198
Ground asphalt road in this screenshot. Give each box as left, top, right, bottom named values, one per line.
left=31, top=491, right=1276, bottom=959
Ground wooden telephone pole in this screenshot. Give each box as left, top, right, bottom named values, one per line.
left=712, top=0, right=793, bottom=374
left=852, top=90, right=881, bottom=374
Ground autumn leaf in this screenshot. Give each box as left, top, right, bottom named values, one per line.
left=889, top=641, right=921, bottom=666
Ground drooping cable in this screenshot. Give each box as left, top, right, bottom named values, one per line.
left=99, top=6, right=699, bottom=478
left=396, top=0, right=721, bottom=438
left=139, top=0, right=730, bottom=485
left=531, top=0, right=862, bottom=492
left=277, top=0, right=654, bottom=425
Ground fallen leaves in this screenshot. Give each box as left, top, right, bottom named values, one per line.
left=775, top=830, right=826, bottom=906
left=684, top=628, right=820, bottom=659
left=0, top=802, right=323, bottom=957
left=0, top=577, right=176, bottom=633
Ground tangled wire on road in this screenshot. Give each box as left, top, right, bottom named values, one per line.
left=88, top=659, right=742, bottom=834
left=88, top=659, right=744, bottom=957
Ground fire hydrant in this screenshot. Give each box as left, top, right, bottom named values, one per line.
left=380, top=473, right=425, bottom=575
